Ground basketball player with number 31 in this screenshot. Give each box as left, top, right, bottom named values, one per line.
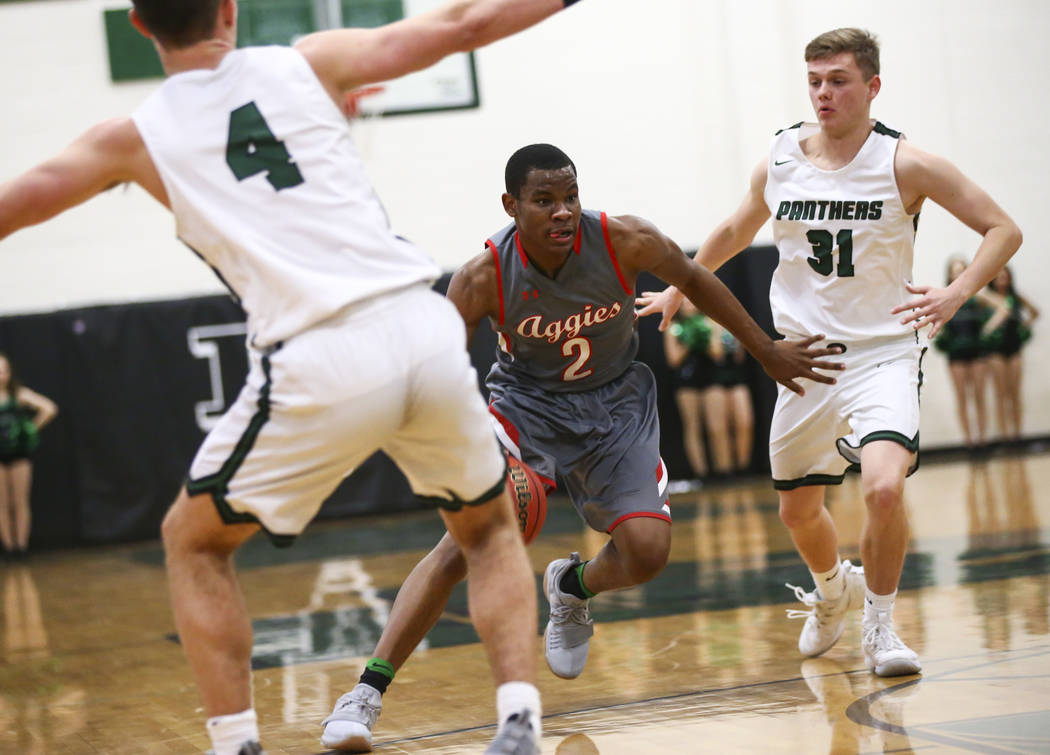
left=638, top=29, right=1022, bottom=679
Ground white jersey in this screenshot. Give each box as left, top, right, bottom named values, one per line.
left=132, top=46, right=440, bottom=347
left=764, top=121, right=917, bottom=343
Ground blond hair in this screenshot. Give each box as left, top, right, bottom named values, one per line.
left=805, top=28, right=880, bottom=81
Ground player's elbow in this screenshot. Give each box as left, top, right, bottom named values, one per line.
left=1007, top=222, right=1023, bottom=254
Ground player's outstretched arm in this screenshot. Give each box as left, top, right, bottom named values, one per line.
left=615, top=214, right=844, bottom=396
left=0, top=118, right=165, bottom=242
left=445, top=249, right=501, bottom=345
left=297, top=0, right=574, bottom=98
left=636, top=159, right=771, bottom=331
left=890, top=141, right=1022, bottom=338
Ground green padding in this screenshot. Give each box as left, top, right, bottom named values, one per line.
left=104, top=8, right=164, bottom=82
left=342, top=0, right=403, bottom=28
left=237, top=0, right=316, bottom=46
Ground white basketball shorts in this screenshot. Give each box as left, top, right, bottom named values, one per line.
left=770, top=337, right=925, bottom=489
left=186, top=284, right=505, bottom=542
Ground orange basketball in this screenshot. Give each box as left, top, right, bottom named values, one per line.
left=506, top=454, right=547, bottom=544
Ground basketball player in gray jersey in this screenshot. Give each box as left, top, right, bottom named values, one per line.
left=640, top=29, right=1022, bottom=678
left=322, top=143, right=844, bottom=751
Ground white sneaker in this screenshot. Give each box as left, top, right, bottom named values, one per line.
left=543, top=552, right=594, bottom=679
left=862, top=611, right=921, bottom=677
left=321, top=683, right=382, bottom=752
left=786, top=560, right=865, bottom=657
left=485, top=709, right=540, bottom=755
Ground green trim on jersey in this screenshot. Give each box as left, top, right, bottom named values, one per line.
left=873, top=121, right=902, bottom=139
left=773, top=473, right=848, bottom=490
left=859, top=429, right=920, bottom=451
left=415, top=458, right=508, bottom=512
left=775, top=121, right=804, bottom=135
left=186, top=352, right=293, bottom=548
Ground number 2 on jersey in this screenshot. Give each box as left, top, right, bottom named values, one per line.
left=806, top=229, right=855, bottom=277
left=562, top=337, right=594, bottom=381
left=226, top=102, right=304, bottom=191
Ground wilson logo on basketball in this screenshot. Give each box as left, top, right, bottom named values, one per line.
left=514, top=302, right=623, bottom=344
left=508, top=464, right=533, bottom=531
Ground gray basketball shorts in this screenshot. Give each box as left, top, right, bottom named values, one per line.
left=487, top=361, right=670, bottom=533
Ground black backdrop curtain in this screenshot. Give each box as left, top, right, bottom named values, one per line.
left=0, top=247, right=778, bottom=549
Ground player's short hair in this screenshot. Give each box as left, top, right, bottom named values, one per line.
left=131, top=0, right=223, bottom=49
left=805, top=28, right=880, bottom=81
left=505, top=144, right=577, bottom=197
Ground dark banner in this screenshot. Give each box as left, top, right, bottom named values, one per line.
left=0, top=251, right=777, bottom=549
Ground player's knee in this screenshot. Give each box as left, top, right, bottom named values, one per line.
left=619, top=533, right=670, bottom=585
left=863, top=476, right=905, bottom=515
left=779, top=499, right=822, bottom=530
left=433, top=533, right=469, bottom=582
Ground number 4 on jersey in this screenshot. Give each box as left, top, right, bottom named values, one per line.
left=226, top=101, right=304, bottom=191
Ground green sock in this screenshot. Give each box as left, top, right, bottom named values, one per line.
left=359, top=657, right=395, bottom=695
left=559, top=561, right=595, bottom=599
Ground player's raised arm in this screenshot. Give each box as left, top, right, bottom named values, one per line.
left=0, top=118, right=165, bottom=242
left=445, top=249, right=502, bottom=345
left=637, top=158, right=772, bottom=330
left=614, top=214, right=844, bottom=396
left=297, top=0, right=575, bottom=98
left=890, top=141, right=1022, bottom=337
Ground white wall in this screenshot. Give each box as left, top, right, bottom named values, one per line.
left=1, top=0, right=1047, bottom=446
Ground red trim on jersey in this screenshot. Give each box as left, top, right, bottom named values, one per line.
left=600, top=211, right=632, bottom=295
left=488, top=405, right=520, bottom=448
left=487, top=405, right=558, bottom=492
left=485, top=240, right=505, bottom=326
left=656, top=461, right=664, bottom=483
left=606, top=511, right=671, bottom=534
left=536, top=472, right=557, bottom=493
left=513, top=231, right=530, bottom=269
left=573, top=224, right=583, bottom=254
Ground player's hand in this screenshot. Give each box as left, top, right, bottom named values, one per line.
left=635, top=286, right=685, bottom=331
left=890, top=283, right=966, bottom=340
left=756, top=334, right=845, bottom=396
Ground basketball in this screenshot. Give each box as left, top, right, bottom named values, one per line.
left=506, top=454, right=547, bottom=544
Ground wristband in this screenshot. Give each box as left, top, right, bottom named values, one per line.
left=563, top=0, right=580, bottom=6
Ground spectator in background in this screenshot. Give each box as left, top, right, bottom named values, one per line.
left=983, top=265, right=1039, bottom=442
left=706, top=320, right=755, bottom=476
left=663, top=300, right=715, bottom=481
left=0, top=352, right=58, bottom=559
left=932, top=256, right=994, bottom=450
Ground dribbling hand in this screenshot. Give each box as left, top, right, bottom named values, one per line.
left=757, top=334, right=846, bottom=396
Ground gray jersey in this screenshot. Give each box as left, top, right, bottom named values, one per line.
left=485, top=210, right=638, bottom=393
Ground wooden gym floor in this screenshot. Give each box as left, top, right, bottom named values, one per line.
left=2, top=449, right=1048, bottom=753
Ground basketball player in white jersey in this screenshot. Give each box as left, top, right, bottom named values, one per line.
left=0, top=1, right=585, bottom=753
left=639, top=28, right=1021, bottom=677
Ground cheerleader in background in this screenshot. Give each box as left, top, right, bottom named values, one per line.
left=982, top=265, right=1039, bottom=442
left=932, top=256, right=995, bottom=450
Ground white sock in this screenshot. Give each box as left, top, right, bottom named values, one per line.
left=811, top=559, right=845, bottom=600
left=206, top=709, right=258, bottom=755
left=496, top=681, right=542, bottom=741
left=864, top=588, right=896, bottom=625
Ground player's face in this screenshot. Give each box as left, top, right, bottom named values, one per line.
left=807, top=53, right=879, bottom=134
left=507, top=167, right=582, bottom=255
